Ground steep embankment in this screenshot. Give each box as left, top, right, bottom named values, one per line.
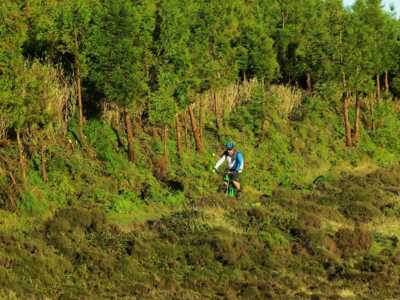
left=1, top=85, right=400, bottom=299
left=1, top=164, right=400, bottom=299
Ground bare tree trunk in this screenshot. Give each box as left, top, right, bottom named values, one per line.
left=384, top=71, right=389, bottom=92
left=367, top=93, right=375, bottom=132
left=188, top=105, right=203, bottom=152
left=261, top=120, right=269, bottom=138
left=73, top=31, right=85, bottom=142
left=281, top=11, right=287, bottom=29
left=16, top=129, right=26, bottom=184
left=151, top=127, right=161, bottom=139
left=113, top=117, right=125, bottom=149
left=182, top=112, right=189, bottom=149
left=135, top=114, right=143, bottom=136
left=306, top=72, right=312, bottom=92
left=175, top=116, right=183, bottom=158
left=376, top=74, right=381, bottom=100
left=6, top=171, right=17, bottom=211
left=163, top=125, right=169, bottom=159
left=40, top=143, right=48, bottom=183
left=199, top=98, right=204, bottom=140
left=213, top=92, right=222, bottom=131
left=74, top=60, right=84, bottom=141
left=352, top=93, right=361, bottom=144
left=342, top=72, right=347, bottom=91
left=124, top=109, right=136, bottom=162
left=343, top=95, right=352, bottom=147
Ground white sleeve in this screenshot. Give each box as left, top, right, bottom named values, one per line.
left=214, top=155, right=226, bottom=170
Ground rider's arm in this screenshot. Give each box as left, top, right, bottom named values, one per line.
left=214, top=154, right=226, bottom=171
left=235, top=152, right=244, bottom=173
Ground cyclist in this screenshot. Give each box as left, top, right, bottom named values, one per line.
left=213, top=142, right=244, bottom=197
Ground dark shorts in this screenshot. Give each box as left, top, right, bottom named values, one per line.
left=229, top=171, right=240, bottom=182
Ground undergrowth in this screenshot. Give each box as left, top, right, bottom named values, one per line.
left=1, top=85, right=400, bottom=298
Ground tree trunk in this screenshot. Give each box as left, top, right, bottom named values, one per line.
left=73, top=31, right=85, bottom=141
left=183, top=112, right=190, bottom=149
left=343, top=95, right=352, bottom=147
left=199, top=98, right=204, bottom=140
left=352, top=93, right=361, bottom=144
left=74, top=60, right=84, bottom=141
left=135, top=113, right=143, bottom=136
left=188, top=105, right=203, bottom=152
left=112, top=117, right=125, bottom=149
left=384, top=71, right=389, bottom=91
left=16, top=129, right=26, bottom=184
left=369, top=93, right=375, bottom=131
left=163, top=125, right=169, bottom=160
left=151, top=127, right=160, bottom=139
left=342, top=71, right=347, bottom=91
left=6, top=171, right=17, bottom=212
left=367, top=93, right=375, bottom=132
left=124, top=110, right=136, bottom=162
left=213, top=92, right=222, bottom=132
left=261, top=120, right=269, bottom=138
left=282, top=11, right=287, bottom=29
left=306, top=72, right=312, bottom=92
left=40, top=143, right=48, bottom=183
left=175, top=116, right=183, bottom=158
left=376, top=74, right=381, bottom=100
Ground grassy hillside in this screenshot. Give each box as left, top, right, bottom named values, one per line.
left=1, top=85, right=400, bottom=299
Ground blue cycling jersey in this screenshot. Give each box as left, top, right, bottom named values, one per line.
left=214, top=150, right=244, bottom=172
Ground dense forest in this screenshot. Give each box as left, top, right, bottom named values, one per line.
left=1, top=0, right=400, bottom=298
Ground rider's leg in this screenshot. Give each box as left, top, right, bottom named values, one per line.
left=232, top=180, right=241, bottom=191
left=233, top=180, right=242, bottom=198
left=230, top=172, right=241, bottom=191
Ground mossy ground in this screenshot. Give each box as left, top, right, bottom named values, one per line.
left=1, top=88, right=400, bottom=298
left=1, top=165, right=400, bottom=299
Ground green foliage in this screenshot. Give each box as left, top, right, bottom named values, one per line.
left=50, top=0, right=96, bottom=76
left=18, top=191, right=48, bottom=215
left=2, top=2, right=400, bottom=298
left=150, top=0, right=193, bottom=119
left=259, top=228, right=290, bottom=249
left=237, top=0, right=278, bottom=80
left=371, top=102, right=400, bottom=153
left=229, top=85, right=265, bottom=135
left=392, top=76, right=400, bottom=96
left=2, top=156, right=400, bottom=298
left=84, top=120, right=118, bottom=161
left=109, top=192, right=139, bottom=213
left=0, top=2, right=27, bottom=131
left=89, top=0, right=155, bottom=109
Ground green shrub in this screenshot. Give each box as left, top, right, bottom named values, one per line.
left=18, top=191, right=48, bottom=215
left=229, top=85, right=265, bottom=135
left=260, top=228, right=290, bottom=249
left=84, top=119, right=121, bottom=162
left=109, top=192, right=140, bottom=213
left=369, top=102, right=400, bottom=159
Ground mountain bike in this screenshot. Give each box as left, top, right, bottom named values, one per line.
left=217, top=171, right=237, bottom=197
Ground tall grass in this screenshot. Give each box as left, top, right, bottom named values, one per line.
left=269, top=85, right=303, bottom=118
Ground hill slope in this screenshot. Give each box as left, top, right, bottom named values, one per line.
left=1, top=85, right=400, bottom=299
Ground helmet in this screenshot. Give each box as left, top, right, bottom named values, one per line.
left=225, top=142, right=235, bottom=150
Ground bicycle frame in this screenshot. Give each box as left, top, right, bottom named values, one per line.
left=222, top=172, right=236, bottom=197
